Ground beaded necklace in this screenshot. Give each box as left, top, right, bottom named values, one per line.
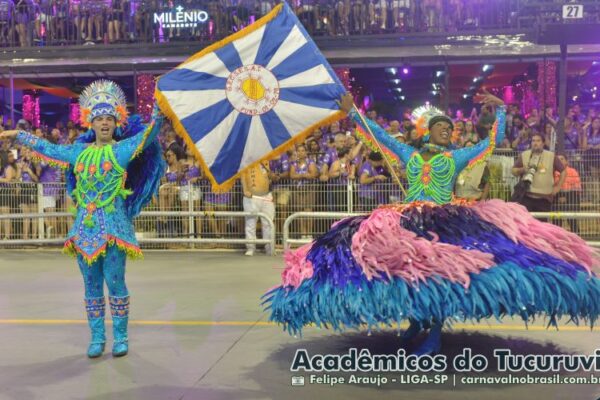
left=72, top=144, right=132, bottom=227
left=406, top=151, right=455, bottom=204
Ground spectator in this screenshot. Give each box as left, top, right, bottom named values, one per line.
left=461, top=119, right=478, bottom=145
left=34, top=0, right=52, bottom=43
left=387, top=119, right=403, bottom=140
left=179, top=146, right=202, bottom=238
left=319, top=132, right=347, bottom=181
left=511, top=132, right=566, bottom=212
left=553, top=153, right=582, bottom=234
left=36, top=156, right=61, bottom=238
left=328, top=147, right=355, bottom=211
left=358, top=150, right=388, bottom=211
left=563, top=117, right=583, bottom=151
left=290, top=144, right=318, bottom=239
left=87, top=0, right=106, bottom=42
left=203, top=183, right=232, bottom=241
left=16, top=146, right=38, bottom=239
left=526, top=108, right=541, bottom=131
left=454, top=140, right=490, bottom=201
left=108, top=0, right=125, bottom=43
left=0, top=0, right=14, bottom=46
left=508, top=114, right=524, bottom=142
left=269, top=150, right=291, bottom=239
left=158, top=148, right=181, bottom=237
left=241, top=161, right=274, bottom=256
left=55, top=0, right=68, bottom=42
left=543, top=122, right=556, bottom=151
left=14, top=0, right=32, bottom=47
left=583, top=116, right=600, bottom=177
left=511, top=126, right=531, bottom=151
left=0, top=149, right=17, bottom=239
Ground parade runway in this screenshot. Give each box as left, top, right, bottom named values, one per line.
left=1, top=251, right=600, bottom=400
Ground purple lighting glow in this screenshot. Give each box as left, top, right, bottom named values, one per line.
left=402, top=67, right=409, bottom=75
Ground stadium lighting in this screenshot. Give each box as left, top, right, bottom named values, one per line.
left=436, top=70, right=444, bottom=78
left=402, top=67, right=409, bottom=75
left=482, top=65, right=493, bottom=72
left=386, top=67, right=397, bottom=75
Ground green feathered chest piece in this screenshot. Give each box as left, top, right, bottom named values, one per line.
left=73, top=145, right=132, bottom=227
left=406, top=151, right=456, bottom=204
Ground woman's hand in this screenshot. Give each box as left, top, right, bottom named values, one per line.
left=475, top=89, right=504, bottom=107
left=337, top=93, right=354, bottom=114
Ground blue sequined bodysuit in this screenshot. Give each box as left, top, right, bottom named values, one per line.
left=16, top=117, right=163, bottom=263
left=349, top=107, right=505, bottom=204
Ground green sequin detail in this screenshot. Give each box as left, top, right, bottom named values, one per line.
left=406, top=152, right=455, bottom=204
left=72, top=145, right=130, bottom=226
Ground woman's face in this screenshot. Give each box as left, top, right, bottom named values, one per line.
left=7, top=152, right=15, bottom=164
left=409, top=128, right=419, bottom=141
left=347, top=135, right=356, bottom=147
left=165, top=150, right=177, bottom=165
left=545, top=124, right=553, bottom=134
left=308, top=141, right=319, bottom=152
left=454, top=121, right=465, bottom=133
left=429, top=121, right=451, bottom=146
left=592, top=118, right=600, bottom=131
left=296, top=145, right=307, bottom=159
left=465, top=120, right=474, bottom=132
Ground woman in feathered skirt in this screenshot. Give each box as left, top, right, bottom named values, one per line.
left=263, top=91, right=600, bottom=355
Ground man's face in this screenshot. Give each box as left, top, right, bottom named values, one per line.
left=513, top=118, right=523, bottom=128
left=389, top=120, right=400, bottom=132
left=531, top=135, right=544, bottom=151
left=91, top=115, right=116, bottom=142
left=334, top=134, right=346, bottom=150
left=51, top=128, right=61, bottom=139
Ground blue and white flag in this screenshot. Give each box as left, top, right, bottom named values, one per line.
left=155, top=2, right=346, bottom=190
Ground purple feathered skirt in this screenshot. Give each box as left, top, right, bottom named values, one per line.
left=262, top=199, right=600, bottom=335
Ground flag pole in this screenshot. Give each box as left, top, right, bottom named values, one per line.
left=351, top=103, right=408, bottom=198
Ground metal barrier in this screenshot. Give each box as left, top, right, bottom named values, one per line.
left=0, top=211, right=276, bottom=255
left=283, top=211, right=600, bottom=250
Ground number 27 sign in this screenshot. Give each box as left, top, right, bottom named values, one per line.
left=563, top=4, right=584, bottom=19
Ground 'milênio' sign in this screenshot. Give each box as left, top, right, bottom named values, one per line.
left=153, top=6, right=209, bottom=29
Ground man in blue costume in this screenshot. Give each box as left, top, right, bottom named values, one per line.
left=1, top=80, right=165, bottom=358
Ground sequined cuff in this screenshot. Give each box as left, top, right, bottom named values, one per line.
left=109, top=295, right=130, bottom=317
left=84, top=296, right=106, bottom=319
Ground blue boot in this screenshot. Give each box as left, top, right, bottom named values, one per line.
left=413, top=320, right=442, bottom=356
left=85, top=297, right=106, bottom=358
left=110, top=296, right=130, bottom=357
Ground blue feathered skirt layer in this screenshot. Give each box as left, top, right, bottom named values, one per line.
left=262, top=205, right=600, bottom=336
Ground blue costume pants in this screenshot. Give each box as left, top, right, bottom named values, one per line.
left=78, top=244, right=129, bottom=299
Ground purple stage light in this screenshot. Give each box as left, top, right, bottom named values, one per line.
left=402, top=67, right=409, bottom=75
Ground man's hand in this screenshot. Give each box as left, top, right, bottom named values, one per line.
left=337, top=93, right=354, bottom=114
left=0, top=130, right=19, bottom=140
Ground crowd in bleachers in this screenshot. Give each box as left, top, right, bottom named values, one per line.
left=1, top=0, right=600, bottom=47
left=1, top=98, right=600, bottom=243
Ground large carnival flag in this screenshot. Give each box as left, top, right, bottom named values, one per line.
left=155, top=2, right=346, bottom=190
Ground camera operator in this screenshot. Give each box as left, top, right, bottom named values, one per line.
left=511, top=132, right=566, bottom=212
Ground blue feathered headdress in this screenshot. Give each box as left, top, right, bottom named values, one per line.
left=66, top=114, right=165, bottom=218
